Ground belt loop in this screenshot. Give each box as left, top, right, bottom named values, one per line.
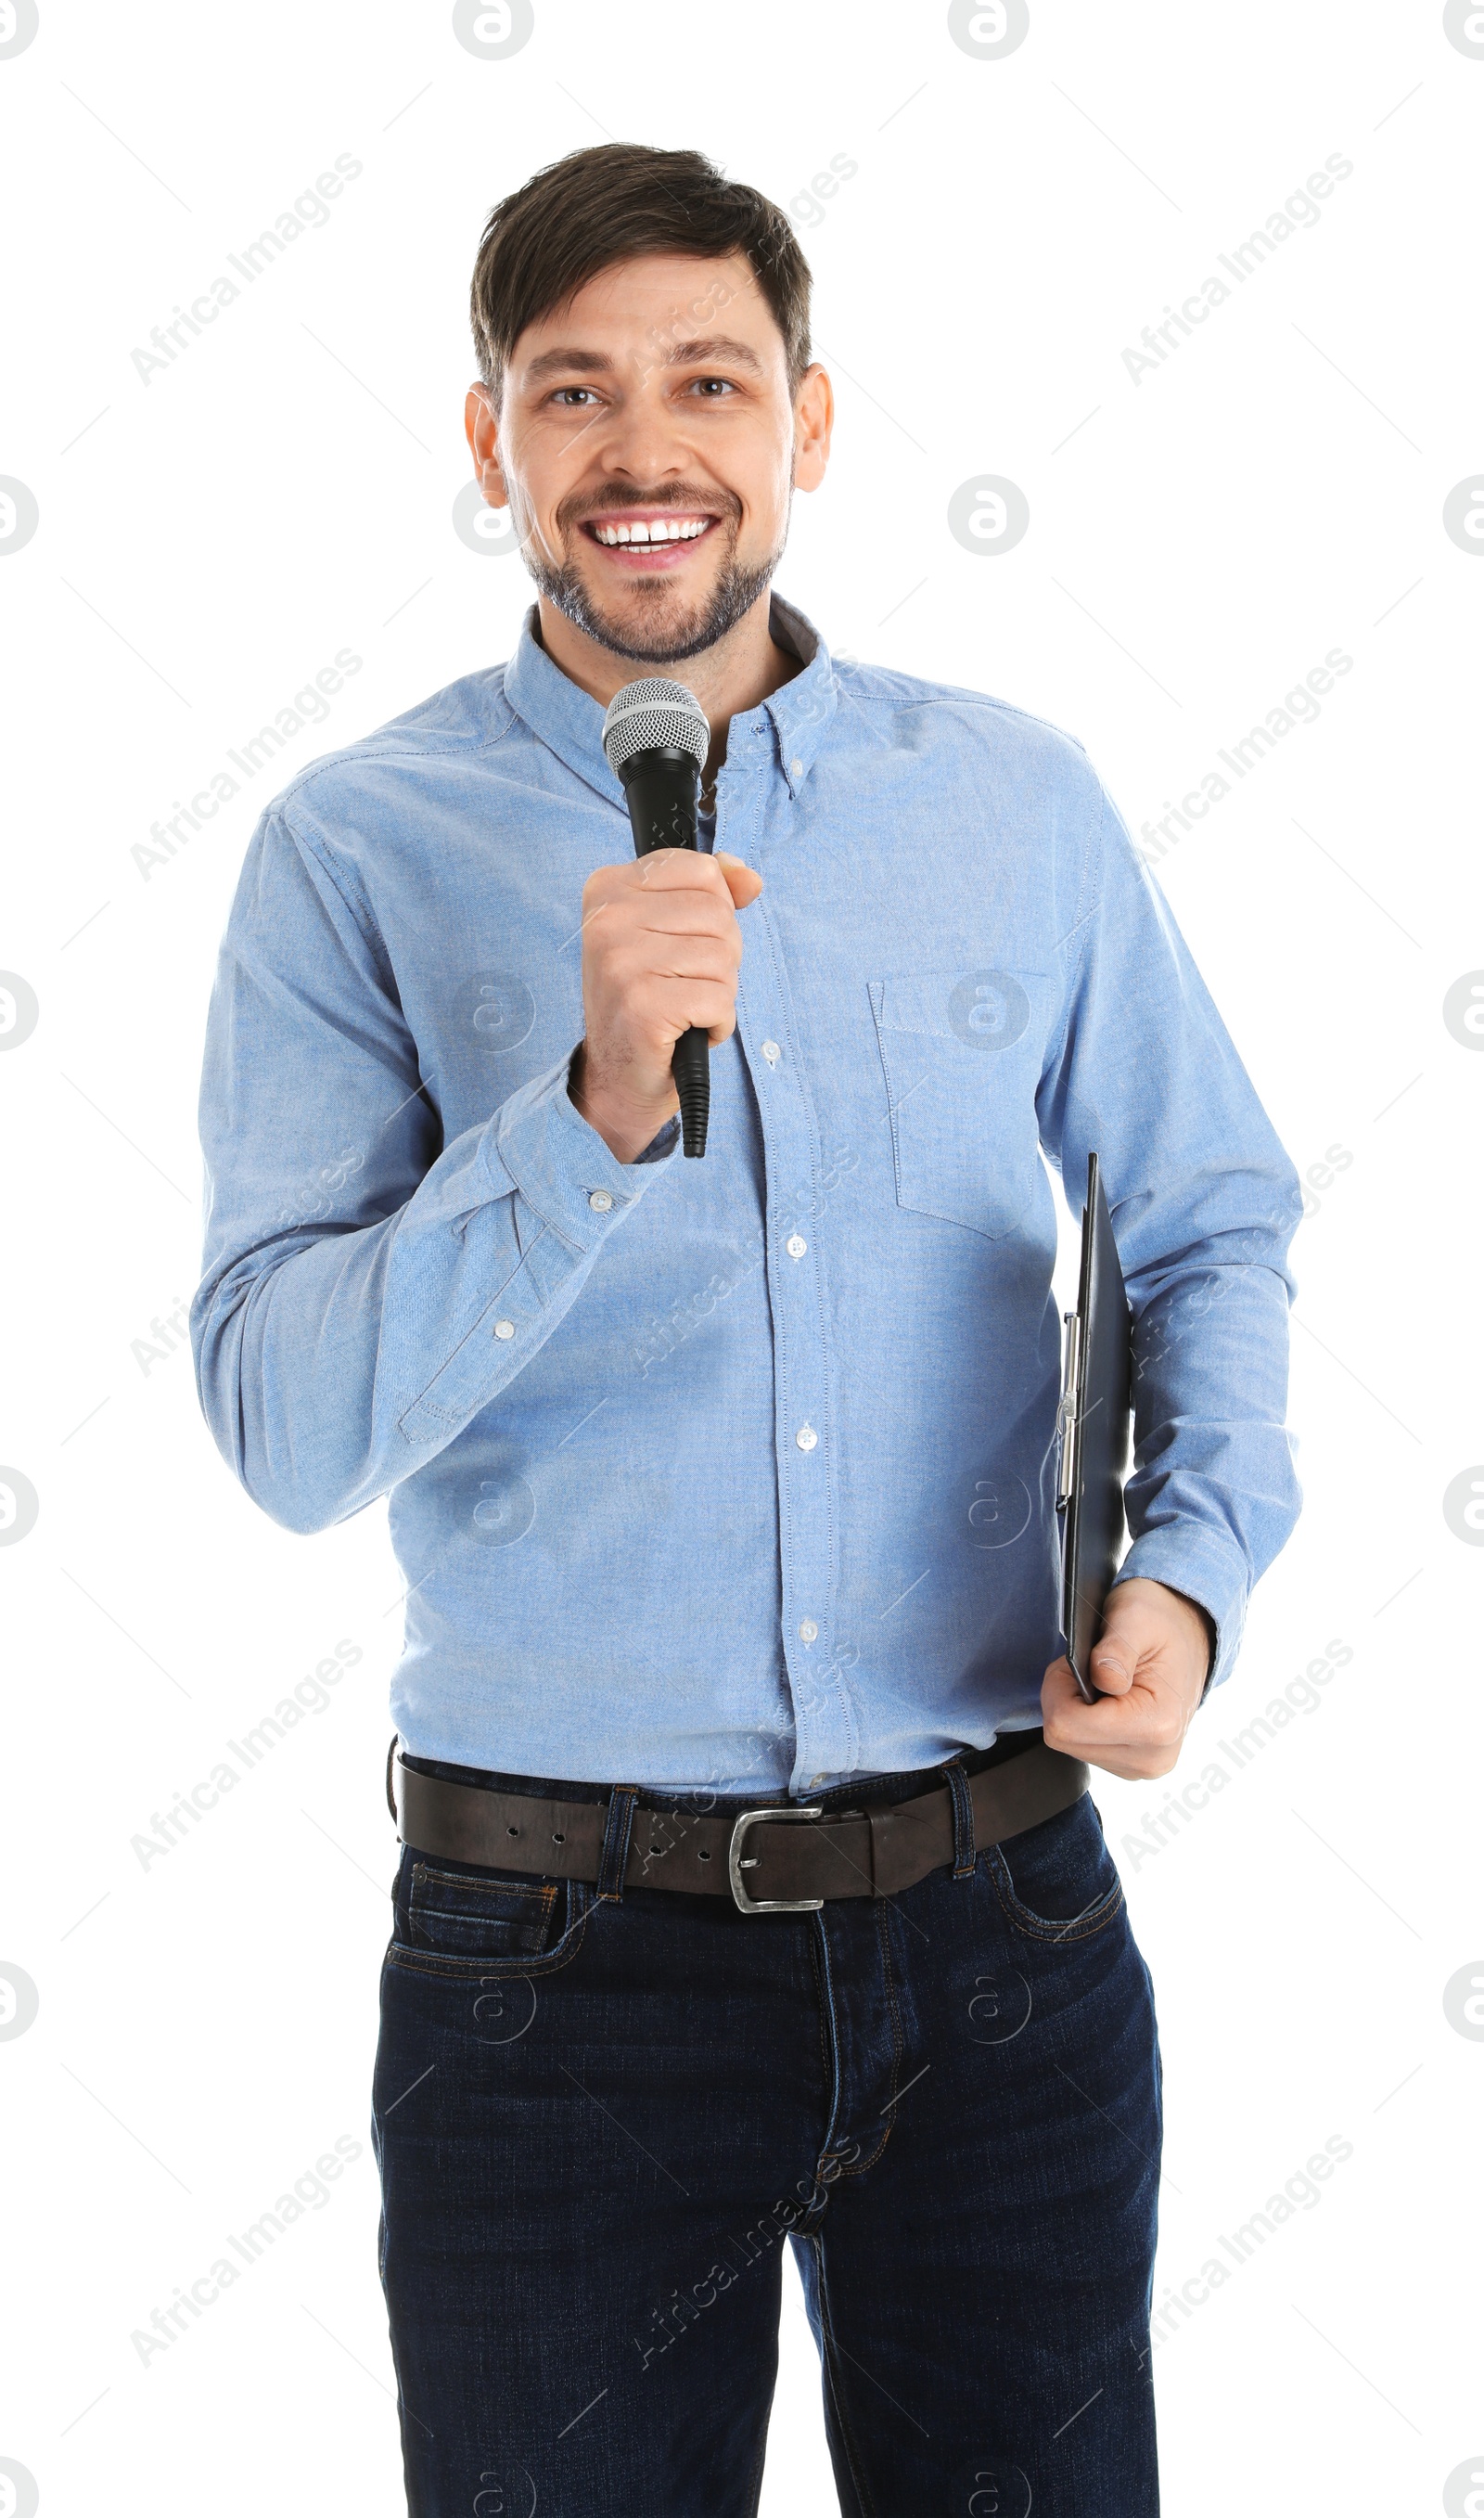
left=943, top=1759, right=977, bottom=1879
left=596, top=1785, right=639, bottom=1903
left=865, top=1805, right=886, bottom=1897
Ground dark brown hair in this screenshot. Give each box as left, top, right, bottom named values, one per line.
left=469, top=143, right=812, bottom=400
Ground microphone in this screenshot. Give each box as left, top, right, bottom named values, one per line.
left=601, top=676, right=713, bottom=1159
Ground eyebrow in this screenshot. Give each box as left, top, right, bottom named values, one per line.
left=664, top=337, right=766, bottom=374
left=521, top=335, right=766, bottom=386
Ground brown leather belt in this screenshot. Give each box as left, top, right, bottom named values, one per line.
left=390, top=1739, right=1089, bottom=1914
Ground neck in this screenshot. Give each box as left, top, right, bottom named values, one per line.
left=533, top=585, right=803, bottom=793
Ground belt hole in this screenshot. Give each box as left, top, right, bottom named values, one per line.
left=697, top=1848, right=710, bottom=1861
left=506, top=1824, right=519, bottom=1837
left=551, top=1831, right=564, bottom=1844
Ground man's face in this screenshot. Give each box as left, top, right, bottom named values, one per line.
left=467, top=251, right=830, bottom=664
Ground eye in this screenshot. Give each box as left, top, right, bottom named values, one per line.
left=550, top=386, right=601, bottom=407
left=688, top=377, right=737, bottom=397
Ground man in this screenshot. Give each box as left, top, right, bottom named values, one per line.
left=192, top=143, right=1301, bottom=2516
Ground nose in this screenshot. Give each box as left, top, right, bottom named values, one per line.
left=590, top=368, right=692, bottom=489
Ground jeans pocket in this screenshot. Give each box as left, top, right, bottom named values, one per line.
left=868, top=969, right=1047, bottom=1241
left=398, top=1852, right=566, bottom=1962
left=986, top=1795, right=1124, bottom=1943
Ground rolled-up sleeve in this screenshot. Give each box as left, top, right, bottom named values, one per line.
left=1036, top=780, right=1304, bottom=1692
left=190, top=805, right=677, bottom=1535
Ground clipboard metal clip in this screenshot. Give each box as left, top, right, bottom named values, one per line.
left=1055, top=1308, right=1081, bottom=1512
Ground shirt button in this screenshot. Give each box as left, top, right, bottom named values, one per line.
left=810, top=1774, right=828, bottom=1788
left=493, top=1318, right=515, bottom=1341
left=790, top=757, right=803, bottom=778
left=796, top=1423, right=818, bottom=1451
left=588, top=1189, right=614, bottom=1212
left=761, top=1040, right=780, bottom=1066
left=799, top=1618, right=818, bottom=1643
left=786, top=1233, right=807, bottom=1259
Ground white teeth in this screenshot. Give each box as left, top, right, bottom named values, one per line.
left=592, top=517, right=711, bottom=546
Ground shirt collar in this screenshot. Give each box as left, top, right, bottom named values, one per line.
left=500, top=591, right=840, bottom=808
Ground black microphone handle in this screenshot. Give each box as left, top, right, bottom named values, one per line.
left=618, top=748, right=710, bottom=1158
left=669, top=1021, right=710, bottom=1162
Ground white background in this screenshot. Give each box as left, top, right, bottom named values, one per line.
left=2, top=2, right=1481, bottom=2512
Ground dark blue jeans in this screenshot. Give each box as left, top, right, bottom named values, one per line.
left=372, top=1752, right=1162, bottom=2516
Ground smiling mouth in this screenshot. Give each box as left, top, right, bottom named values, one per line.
left=580, top=512, right=722, bottom=559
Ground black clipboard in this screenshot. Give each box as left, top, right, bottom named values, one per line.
left=1055, top=1151, right=1133, bottom=1703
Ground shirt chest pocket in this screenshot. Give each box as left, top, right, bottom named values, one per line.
left=868, top=970, right=1048, bottom=1241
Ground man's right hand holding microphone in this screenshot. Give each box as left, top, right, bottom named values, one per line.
left=568, top=848, right=763, bottom=1163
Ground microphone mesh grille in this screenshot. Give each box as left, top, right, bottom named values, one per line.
left=602, top=677, right=710, bottom=775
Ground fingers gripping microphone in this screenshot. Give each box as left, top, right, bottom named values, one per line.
left=602, top=677, right=713, bottom=1158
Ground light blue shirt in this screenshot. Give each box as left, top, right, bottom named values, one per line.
left=191, top=596, right=1302, bottom=1794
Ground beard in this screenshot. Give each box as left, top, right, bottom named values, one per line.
left=519, top=493, right=787, bottom=664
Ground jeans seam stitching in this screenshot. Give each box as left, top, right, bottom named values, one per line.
left=838, top=1900, right=907, bottom=2181
left=990, top=1874, right=1125, bottom=1942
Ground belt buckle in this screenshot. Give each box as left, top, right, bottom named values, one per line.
left=727, top=1805, right=825, bottom=1914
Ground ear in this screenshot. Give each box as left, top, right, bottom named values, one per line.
left=464, top=381, right=509, bottom=508
left=792, top=362, right=834, bottom=494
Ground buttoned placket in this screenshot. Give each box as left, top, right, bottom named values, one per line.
left=716, top=707, right=852, bottom=1797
